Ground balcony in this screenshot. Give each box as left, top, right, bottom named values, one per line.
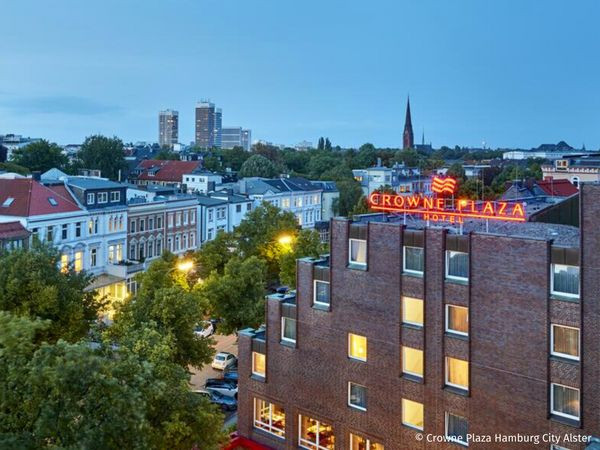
left=106, top=260, right=146, bottom=278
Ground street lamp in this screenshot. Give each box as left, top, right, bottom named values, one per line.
left=278, top=234, right=293, bottom=246
left=177, top=260, right=195, bottom=272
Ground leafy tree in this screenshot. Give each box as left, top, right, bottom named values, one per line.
left=252, top=143, right=281, bottom=162
left=155, top=149, right=180, bottom=160
left=0, top=161, right=29, bottom=175
left=333, top=179, right=364, bottom=216
left=352, top=143, right=377, bottom=168
left=193, top=231, right=239, bottom=279
left=281, top=148, right=311, bottom=174
left=200, top=256, right=267, bottom=334
left=446, top=162, right=466, bottom=181
left=221, top=146, right=250, bottom=171
left=307, top=153, right=340, bottom=179
left=77, top=135, right=127, bottom=180
left=394, top=148, right=421, bottom=167
left=202, top=155, right=221, bottom=172
left=10, top=139, right=68, bottom=172
left=317, top=137, right=325, bottom=150
left=320, top=163, right=353, bottom=181
left=239, top=154, right=277, bottom=178
left=324, top=138, right=332, bottom=150
left=0, top=245, right=104, bottom=343
left=279, top=230, right=324, bottom=288
left=350, top=195, right=371, bottom=216
left=110, top=253, right=213, bottom=369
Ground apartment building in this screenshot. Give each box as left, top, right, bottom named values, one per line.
left=131, top=160, right=202, bottom=188
left=542, top=156, right=600, bottom=188
left=182, top=170, right=223, bottom=194
left=236, top=183, right=600, bottom=449
left=353, top=163, right=429, bottom=197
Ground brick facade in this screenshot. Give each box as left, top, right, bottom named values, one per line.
left=238, top=184, right=600, bottom=450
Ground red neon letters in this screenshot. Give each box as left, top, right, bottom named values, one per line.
left=431, top=176, right=457, bottom=195
left=368, top=192, right=526, bottom=223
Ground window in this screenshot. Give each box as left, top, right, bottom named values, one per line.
left=349, top=238, right=367, bottom=266
left=247, top=203, right=251, bottom=211
left=349, top=433, right=384, bottom=450
left=208, top=209, right=213, bottom=222
left=190, top=232, right=195, bottom=248
left=313, top=280, right=330, bottom=307
left=183, top=233, right=188, bottom=250
left=176, top=212, right=181, bottom=226
left=446, top=357, right=469, bottom=391
left=2, top=197, right=14, bottom=207
left=282, top=198, right=290, bottom=208
left=60, top=254, right=69, bottom=273
left=97, top=192, right=108, bottom=203
left=46, top=226, right=54, bottom=242
left=168, top=213, right=174, bottom=227
left=281, top=317, right=296, bottom=343
left=108, top=244, right=122, bottom=263
left=551, top=325, right=580, bottom=361
left=551, top=383, right=580, bottom=421
left=252, top=352, right=266, bottom=377
left=90, top=248, right=97, bottom=267
left=551, top=264, right=580, bottom=298
left=139, top=219, right=145, bottom=232
left=254, top=398, right=285, bottom=438
left=299, top=415, right=334, bottom=450
left=61, top=224, right=68, bottom=240
left=348, top=382, right=367, bottom=411
left=403, top=246, right=424, bottom=274
left=446, top=305, right=469, bottom=336
left=208, top=229, right=213, bottom=240
left=148, top=218, right=154, bottom=230
left=157, top=216, right=163, bottom=228
left=110, top=191, right=120, bottom=202
left=348, top=333, right=367, bottom=361
left=130, top=220, right=136, bottom=233
left=190, top=210, right=196, bottom=224
left=175, top=235, right=180, bottom=251
left=551, top=446, right=572, bottom=450
left=236, top=204, right=242, bottom=213
left=129, top=244, right=136, bottom=260
left=74, top=251, right=83, bottom=273
left=147, top=240, right=154, bottom=258
left=402, top=296, right=423, bottom=327
left=183, top=211, right=189, bottom=225
left=156, top=239, right=162, bottom=256
left=446, top=251, right=469, bottom=281
left=402, top=346, right=424, bottom=378
left=445, top=413, right=468, bottom=447
left=75, top=222, right=81, bottom=238
left=401, top=399, right=424, bottom=430
left=87, top=193, right=95, bottom=204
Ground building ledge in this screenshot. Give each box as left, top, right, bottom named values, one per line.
left=250, top=374, right=266, bottom=383
left=444, top=331, right=469, bottom=341
left=550, top=293, right=580, bottom=303
left=312, top=303, right=331, bottom=312
left=401, top=373, right=424, bottom=384
left=550, top=414, right=581, bottom=428
left=443, top=385, right=469, bottom=397
left=402, top=271, right=424, bottom=279
left=402, top=323, right=424, bottom=331
left=445, top=278, right=469, bottom=286
left=280, top=340, right=296, bottom=349
left=549, top=355, right=580, bottom=366
left=347, top=262, right=367, bottom=271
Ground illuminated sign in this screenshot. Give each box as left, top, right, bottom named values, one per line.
left=368, top=177, right=526, bottom=223
left=431, top=176, right=457, bottom=194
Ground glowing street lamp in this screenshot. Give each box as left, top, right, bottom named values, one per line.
left=278, top=234, right=293, bottom=246
left=177, top=260, right=195, bottom=272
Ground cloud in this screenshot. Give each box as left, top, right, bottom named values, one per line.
left=0, top=95, right=122, bottom=116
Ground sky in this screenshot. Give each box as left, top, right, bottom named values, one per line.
left=1, top=0, right=599, bottom=149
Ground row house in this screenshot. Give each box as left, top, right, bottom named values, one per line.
left=130, top=159, right=202, bottom=188
left=197, top=192, right=253, bottom=244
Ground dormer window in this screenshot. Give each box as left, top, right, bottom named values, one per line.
left=48, top=197, right=58, bottom=206
left=97, top=192, right=108, bottom=203
left=2, top=197, right=14, bottom=207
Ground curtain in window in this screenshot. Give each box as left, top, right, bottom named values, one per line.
left=448, top=306, right=468, bottom=334
left=315, top=281, right=330, bottom=305
left=447, top=358, right=469, bottom=389
left=553, top=326, right=579, bottom=357
left=350, top=384, right=367, bottom=409
left=283, top=318, right=296, bottom=341
left=402, top=297, right=424, bottom=326
left=447, top=251, right=469, bottom=278
left=351, top=240, right=367, bottom=264
left=553, top=385, right=579, bottom=417
left=403, top=347, right=423, bottom=376
left=350, top=434, right=368, bottom=450
left=553, top=265, right=580, bottom=295
left=447, top=414, right=468, bottom=443
left=405, top=247, right=424, bottom=272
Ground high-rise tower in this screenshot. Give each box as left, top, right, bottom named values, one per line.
left=403, top=97, right=414, bottom=149
left=195, top=101, right=222, bottom=149
left=159, top=110, right=178, bottom=148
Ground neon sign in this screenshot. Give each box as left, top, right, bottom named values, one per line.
left=368, top=177, right=526, bottom=223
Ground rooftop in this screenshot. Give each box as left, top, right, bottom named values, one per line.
left=0, top=178, right=82, bottom=217
left=0, top=221, right=30, bottom=239
left=135, top=160, right=202, bottom=182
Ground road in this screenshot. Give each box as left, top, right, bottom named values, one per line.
left=190, top=333, right=239, bottom=428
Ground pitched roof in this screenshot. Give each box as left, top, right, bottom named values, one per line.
left=537, top=179, right=579, bottom=197
left=0, top=178, right=82, bottom=217
left=0, top=221, right=30, bottom=239
left=66, top=177, right=124, bottom=190
left=136, top=160, right=201, bottom=182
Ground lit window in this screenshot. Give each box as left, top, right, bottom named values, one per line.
left=551, top=325, right=580, bottom=361
left=90, top=248, right=97, bottom=267
left=446, top=250, right=469, bottom=281
left=313, top=280, right=330, bottom=307
left=252, top=352, right=266, bottom=377
left=401, top=399, right=424, bottom=430
left=74, top=251, right=83, bottom=273
left=403, top=246, right=424, bottom=274
left=402, top=296, right=423, bottom=327
left=299, top=415, right=334, bottom=450
left=551, top=383, right=580, bottom=421
left=445, top=357, right=469, bottom=391
left=446, top=305, right=469, bottom=336
left=348, top=333, right=367, bottom=361
left=254, top=398, right=285, bottom=438
left=402, top=346, right=423, bottom=378
left=348, top=382, right=367, bottom=411
left=281, top=317, right=296, bottom=344
left=349, top=238, right=367, bottom=266
left=349, top=433, right=384, bottom=450
left=445, top=413, right=468, bottom=447
left=551, top=264, right=580, bottom=298
left=60, top=254, right=69, bottom=273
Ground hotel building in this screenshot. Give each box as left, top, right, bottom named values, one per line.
left=237, top=183, right=600, bottom=449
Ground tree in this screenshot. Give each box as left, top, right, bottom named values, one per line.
left=279, top=230, right=324, bottom=288
left=0, top=244, right=104, bottom=343
left=193, top=232, right=239, bottom=279
left=0, top=161, right=29, bottom=175
left=239, top=154, right=277, bottom=178
left=155, top=149, right=180, bottom=160
left=320, top=163, right=353, bottom=181
left=317, top=137, right=325, bottom=150
left=110, top=253, right=213, bottom=369
left=221, top=146, right=250, bottom=171
left=10, top=139, right=68, bottom=172
left=200, top=256, right=267, bottom=334
left=352, top=143, right=377, bottom=168
left=202, top=155, right=221, bottom=172
left=307, top=154, right=340, bottom=179
left=446, top=162, right=466, bottom=181
left=324, top=138, right=332, bottom=150
left=350, top=195, right=371, bottom=216
left=77, top=135, right=127, bottom=180
left=333, top=179, right=363, bottom=216
left=394, top=148, right=421, bottom=167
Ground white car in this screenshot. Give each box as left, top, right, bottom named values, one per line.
left=211, top=352, right=237, bottom=370
left=194, top=321, right=214, bottom=338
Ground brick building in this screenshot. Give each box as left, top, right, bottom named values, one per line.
left=237, top=184, right=600, bottom=449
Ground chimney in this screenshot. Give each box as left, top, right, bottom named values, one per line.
left=32, top=171, right=41, bottom=181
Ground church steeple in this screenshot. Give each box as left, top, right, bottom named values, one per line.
left=403, top=97, right=414, bottom=149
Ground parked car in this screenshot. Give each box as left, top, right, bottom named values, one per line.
left=192, top=389, right=237, bottom=411
left=211, top=352, right=237, bottom=370
left=204, top=378, right=238, bottom=398
left=223, top=370, right=238, bottom=383
left=194, top=321, right=214, bottom=338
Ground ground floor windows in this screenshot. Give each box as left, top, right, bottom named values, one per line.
left=349, top=433, right=384, bottom=450
left=402, top=398, right=424, bottom=430
left=299, top=415, right=335, bottom=450
left=550, top=383, right=580, bottom=421
left=74, top=250, right=83, bottom=272
left=446, top=304, right=469, bottom=336
left=445, top=413, right=468, bottom=447
left=253, top=398, right=285, bottom=438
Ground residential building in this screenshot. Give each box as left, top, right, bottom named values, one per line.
left=209, top=190, right=253, bottom=232
left=183, top=170, right=223, bottom=194
left=542, top=155, right=600, bottom=188
left=238, top=177, right=323, bottom=229
left=0, top=134, right=41, bottom=161
left=353, top=163, right=428, bottom=197
left=197, top=196, right=229, bottom=243
left=222, top=127, right=252, bottom=151
left=308, top=181, right=338, bottom=221
left=195, top=101, right=222, bottom=149
left=0, top=221, right=30, bottom=252
left=237, top=183, right=600, bottom=449
left=294, top=140, right=313, bottom=151
left=131, top=160, right=202, bottom=188
left=503, top=178, right=579, bottom=201
left=159, top=109, right=179, bottom=148
left=503, top=142, right=596, bottom=161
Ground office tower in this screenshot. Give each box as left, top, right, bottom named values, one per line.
left=158, top=110, right=179, bottom=148
left=195, top=101, right=222, bottom=149
left=241, top=129, right=252, bottom=151
left=222, top=127, right=243, bottom=149
left=214, top=108, right=222, bottom=149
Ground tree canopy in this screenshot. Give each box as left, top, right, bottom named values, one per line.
left=10, top=139, right=68, bottom=173
left=77, top=135, right=127, bottom=180
left=238, top=154, right=277, bottom=178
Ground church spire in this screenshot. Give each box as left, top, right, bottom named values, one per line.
left=403, top=96, right=414, bottom=149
